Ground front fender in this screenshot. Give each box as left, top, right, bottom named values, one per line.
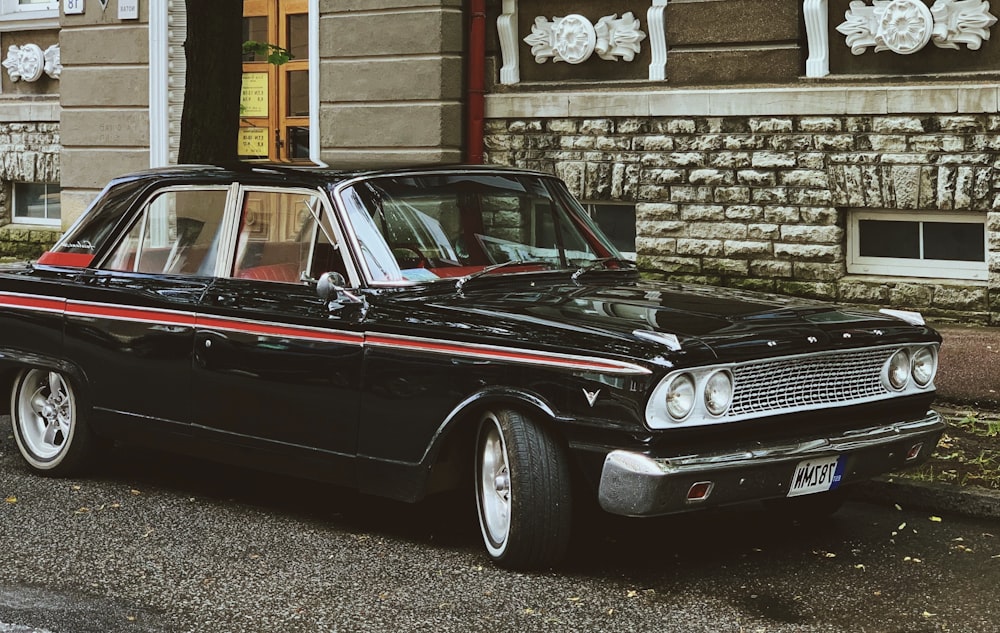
left=355, top=386, right=561, bottom=503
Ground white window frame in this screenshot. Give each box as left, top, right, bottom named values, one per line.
left=847, top=210, right=988, bottom=281
left=12, top=182, right=61, bottom=227
left=0, top=0, right=58, bottom=31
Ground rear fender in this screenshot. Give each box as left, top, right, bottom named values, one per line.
left=0, top=351, right=91, bottom=416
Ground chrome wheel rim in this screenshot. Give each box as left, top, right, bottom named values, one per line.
left=478, top=414, right=511, bottom=551
left=15, top=370, right=75, bottom=462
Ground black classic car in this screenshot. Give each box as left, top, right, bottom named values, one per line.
left=1, top=165, right=943, bottom=569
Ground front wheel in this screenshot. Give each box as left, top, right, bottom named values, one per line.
left=10, top=368, right=94, bottom=476
left=475, top=408, right=573, bottom=569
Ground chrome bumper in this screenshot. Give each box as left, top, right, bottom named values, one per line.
left=598, top=411, right=945, bottom=517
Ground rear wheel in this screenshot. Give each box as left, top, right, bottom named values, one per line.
left=10, top=368, right=94, bottom=476
left=475, top=408, right=573, bottom=569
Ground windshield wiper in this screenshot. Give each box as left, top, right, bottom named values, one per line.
left=571, top=257, right=637, bottom=282
left=455, top=259, right=529, bottom=292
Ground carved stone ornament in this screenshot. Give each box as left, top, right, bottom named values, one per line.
left=524, top=12, right=646, bottom=64
left=837, top=0, right=997, bottom=55
left=2, top=44, right=62, bottom=82
left=930, top=0, right=999, bottom=49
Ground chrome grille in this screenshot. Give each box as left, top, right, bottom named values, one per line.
left=728, top=348, right=891, bottom=417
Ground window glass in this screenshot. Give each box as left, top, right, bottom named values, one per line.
left=103, top=189, right=230, bottom=275
left=287, top=70, right=309, bottom=117
left=242, top=16, right=269, bottom=62
left=13, top=182, right=60, bottom=224
left=286, top=126, right=310, bottom=160
left=286, top=13, right=308, bottom=60
left=342, top=174, right=621, bottom=283
left=585, top=203, right=636, bottom=255
left=923, top=221, right=985, bottom=262
left=232, top=190, right=320, bottom=283
left=858, top=219, right=920, bottom=259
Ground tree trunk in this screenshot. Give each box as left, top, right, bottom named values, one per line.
left=178, top=0, right=244, bottom=164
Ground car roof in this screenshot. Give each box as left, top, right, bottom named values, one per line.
left=107, top=163, right=556, bottom=190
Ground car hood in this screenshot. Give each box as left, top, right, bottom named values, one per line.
left=381, top=277, right=940, bottom=368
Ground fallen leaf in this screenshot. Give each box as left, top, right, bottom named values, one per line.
left=568, top=597, right=582, bottom=603
left=130, top=489, right=141, bottom=496
left=627, top=590, right=638, bottom=598
left=894, top=504, right=903, bottom=511
left=898, top=522, right=907, bottom=530
left=929, top=516, right=942, bottom=523
left=922, top=611, right=936, bottom=618
left=854, top=564, right=866, bottom=571
left=4, top=495, right=16, bottom=504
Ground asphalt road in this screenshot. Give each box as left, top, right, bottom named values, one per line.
left=2, top=427, right=999, bottom=633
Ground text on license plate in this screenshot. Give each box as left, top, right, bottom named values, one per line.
left=787, top=455, right=844, bottom=497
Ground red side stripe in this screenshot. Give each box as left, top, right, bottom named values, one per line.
left=37, top=252, right=95, bottom=268
left=0, top=293, right=64, bottom=313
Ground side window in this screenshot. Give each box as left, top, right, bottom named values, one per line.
left=232, top=190, right=325, bottom=283
left=103, top=189, right=230, bottom=275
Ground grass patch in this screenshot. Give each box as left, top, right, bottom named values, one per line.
left=897, top=405, right=1000, bottom=490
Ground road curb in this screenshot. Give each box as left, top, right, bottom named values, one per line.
left=852, top=477, right=1000, bottom=520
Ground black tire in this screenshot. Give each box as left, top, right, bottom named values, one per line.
left=10, top=368, right=95, bottom=476
left=474, top=408, right=573, bottom=570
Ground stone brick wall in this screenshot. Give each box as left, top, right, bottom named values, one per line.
left=484, top=114, right=1000, bottom=324
left=0, top=121, right=61, bottom=260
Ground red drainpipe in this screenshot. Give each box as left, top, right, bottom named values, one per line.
left=465, top=0, right=486, bottom=164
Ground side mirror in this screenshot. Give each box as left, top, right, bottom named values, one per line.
left=316, top=271, right=349, bottom=301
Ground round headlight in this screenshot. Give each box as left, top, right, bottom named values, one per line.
left=704, top=370, right=734, bottom=416
left=665, top=373, right=696, bottom=420
left=911, top=346, right=937, bottom=388
left=887, top=349, right=911, bottom=390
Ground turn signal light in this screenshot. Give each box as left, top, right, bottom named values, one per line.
left=906, top=443, right=923, bottom=461
left=686, top=481, right=714, bottom=502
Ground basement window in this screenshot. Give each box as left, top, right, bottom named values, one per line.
left=13, top=182, right=60, bottom=226
left=583, top=203, right=636, bottom=259
left=847, top=211, right=987, bottom=281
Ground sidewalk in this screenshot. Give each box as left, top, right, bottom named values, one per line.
left=932, top=323, right=1000, bottom=409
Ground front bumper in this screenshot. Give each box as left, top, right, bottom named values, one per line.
left=598, top=411, right=945, bottom=517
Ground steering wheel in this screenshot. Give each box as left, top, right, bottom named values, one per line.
left=391, top=243, right=430, bottom=269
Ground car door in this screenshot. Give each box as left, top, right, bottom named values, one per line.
left=61, top=184, right=233, bottom=437
left=191, top=186, right=363, bottom=483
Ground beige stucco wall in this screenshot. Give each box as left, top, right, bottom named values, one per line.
left=317, top=0, right=464, bottom=167
left=58, top=1, right=150, bottom=229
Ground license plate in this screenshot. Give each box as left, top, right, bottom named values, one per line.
left=787, top=455, right=844, bottom=497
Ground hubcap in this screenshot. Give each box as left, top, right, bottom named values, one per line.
left=479, top=418, right=511, bottom=548
left=17, top=370, right=74, bottom=461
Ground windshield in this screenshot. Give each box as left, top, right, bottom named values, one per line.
left=337, top=173, right=623, bottom=284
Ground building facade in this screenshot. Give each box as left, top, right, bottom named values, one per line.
left=482, top=0, right=1000, bottom=324
left=2, top=0, right=998, bottom=323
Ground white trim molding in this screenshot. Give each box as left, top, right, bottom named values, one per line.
left=804, top=0, right=830, bottom=77
left=498, top=0, right=520, bottom=84
left=485, top=84, right=1000, bottom=118
left=648, top=0, right=668, bottom=81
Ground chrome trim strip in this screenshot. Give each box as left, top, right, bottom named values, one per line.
left=638, top=412, right=942, bottom=476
